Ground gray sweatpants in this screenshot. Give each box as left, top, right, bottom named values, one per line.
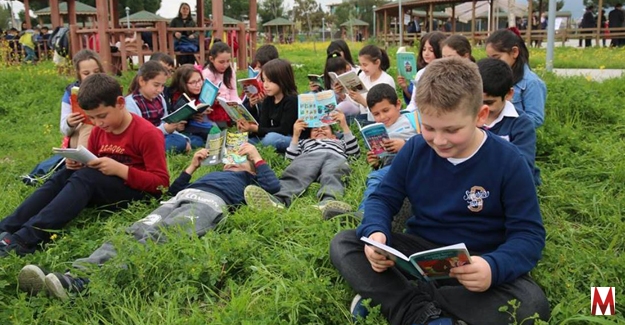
left=276, top=151, right=351, bottom=207
left=72, top=189, right=226, bottom=270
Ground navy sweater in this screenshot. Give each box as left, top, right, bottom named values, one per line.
left=169, top=163, right=280, bottom=205
left=487, top=112, right=541, bottom=185
left=357, top=133, right=545, bottom=287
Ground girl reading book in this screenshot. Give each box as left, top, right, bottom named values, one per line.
left=324, top=56, right=360, bottom=117
left=202, top=42, right=239, bottom=127
left=170, top=64, right=212, bottom=148
left=237, top=58, right=306, bottom=152
left=406, top=31, right=447, bottom=111
left=125, top=61, right=190, bottom=153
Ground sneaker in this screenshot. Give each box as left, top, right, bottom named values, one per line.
left=244, top=185, right=285, bottom=210
left=318, top=200, right=352, bottom=220
left=0, top=232, right=36, bottom=257
left=18, top=264, right=47, bottom=294
left=350, top=294, right=369, bottom=321
left=415, top=317, right=467, bottom=325
left=45, top=272, right=90, bottom=301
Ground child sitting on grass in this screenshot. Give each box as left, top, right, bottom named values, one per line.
left=0, top=74, right=169, bottom=258
left=243, top=44, right=279, bottom=122
left=244, top=110, right=359, bottom=216
left=330, top=58, right=549, bottom=325
left=477, top=58, right=540, bottom=185
left=17, top=144, right=279, bottom=300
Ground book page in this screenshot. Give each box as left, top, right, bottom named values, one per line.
left=337, top=71, right=367, bottom=94
left=360, top=123, right=390, bottom=157
left=410, top=243, right=471, bottom=280
left=162, top=102, right=197, bottom=124
left=52, top=145, right=97, bottom=164
left=199, top=79, right=219, bottom=106
left=360, top=236, right=426, bottom=279
left=203, top=129, right=227, bottom=166
left=222, top=132, right=248, bottom=165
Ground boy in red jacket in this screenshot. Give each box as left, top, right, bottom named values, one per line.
left=0, top=73, right=169, bottom=257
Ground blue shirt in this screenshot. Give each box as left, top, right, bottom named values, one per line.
left=358, top=133, right=545, bottom=286
left=512, top=64, right=547, bottom=128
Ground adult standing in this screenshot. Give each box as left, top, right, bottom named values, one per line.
left=609, top=3, right=624, bottom=47
left=170, top=2, right=199, bottom=66
left=581, top=5, right=596, bottom=48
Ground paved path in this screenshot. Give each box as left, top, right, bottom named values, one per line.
left=552, top=68, right=623, bottom=81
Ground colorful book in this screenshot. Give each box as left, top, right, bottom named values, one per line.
left=161, top=97, right=211, bottom=124
left=396, top=51, right=417, bottom=80
left=238, top=77, right=264, bottom=98
left=328, top=70, right=367, bottom=94
left=357, top=121, right=391, bottom=157
left=217, top=98, right=258, bottom=124
left=222, top=132, right=248, bottom=165
left=361, top=237, right=472, bottom=280
left=70, top=87, right=94, bottom=126
left=297, top=90, right=337, bottom=128
left=52, top=145, right=97, bottom=164
left=307, top=74, right=323, bottom=87
left=198, top=78, right=221, bottom=106
left=202, top=129, right=248, bottom=166
left=248, top=66, right=260, bottom=79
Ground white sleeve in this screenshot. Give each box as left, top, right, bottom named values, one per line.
left=60, top=101, right=75, bottom=136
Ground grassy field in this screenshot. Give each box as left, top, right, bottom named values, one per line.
left=0, top=42, right=624, bottom=324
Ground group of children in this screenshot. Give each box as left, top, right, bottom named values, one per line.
left=2, top=28, right=550, bottom=324
left=2, top=26, right=51, bottom=64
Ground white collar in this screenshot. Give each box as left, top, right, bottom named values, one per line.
left=484, top=100, right=518, bottom=129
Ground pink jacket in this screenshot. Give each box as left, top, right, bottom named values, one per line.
left=202, top=68, right=240, bottom=102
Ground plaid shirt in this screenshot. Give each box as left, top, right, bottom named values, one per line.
left=132, top=91, right=165, bottom=126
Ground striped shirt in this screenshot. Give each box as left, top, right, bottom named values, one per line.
left=286, top=132, right=360, bottom=160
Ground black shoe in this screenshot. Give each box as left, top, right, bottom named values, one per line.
left=0, top=232, right=36, bottom=257
left=45, top=272, right=90, bottom=301
left=414, top=316, right=468, bottom=325
left=18, top=264, right=48, bottom=294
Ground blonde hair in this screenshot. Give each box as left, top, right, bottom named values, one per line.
left=416, top=57, right=482, bottom=117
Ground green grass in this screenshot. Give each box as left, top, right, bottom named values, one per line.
left=0, top=44, right=624, bottom=324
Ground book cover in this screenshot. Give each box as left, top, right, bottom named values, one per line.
left=52, top=145, right=97, bottom=164
left=248, top=66, right=260, bottom=79
left=217, top=97, right=258, bottom=124
left=360, top=237, right=472, bottom=281
left=161, top=101, right=203, bottom=124
left=198, top=78, right=220, bottom=107
left=70, top=87, right=94, bottom=126
left=359, top=122, right=390, bottom=157
left=307, top=74, right=323, bottom=87
left=222, top=132, right=248, bottom=165
left=238, top=77, right=264, bottom=97
left=297, top=90, right=337, bottom=128
left=396, top=52, right=417, bottom=80
left=329, top=71, right=367, bottom=94
left=203, top=128, right=227, bottom=166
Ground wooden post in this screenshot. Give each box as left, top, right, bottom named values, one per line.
left=526, top=0, right=533, bottom=44
left=213, top=0, right=224, bottom=41
left=24, top=0, right=31, bottom=28
left=69, top=24, right=80, bottom=56
left=267, top=26, right=271, bottom=43
left=249, top=0, right=257, bottom=58
left=68, top=0, right=77, bottom=26
left=471, top=0, right=476, bottom=43
left=596, top=0, right=604, bottom=45
left=50, top=0, right=60, bottom=27
left=197, top=0, right=206, bottom=66
left=384, top=10, right=388, bottom=46
left=237, top=22, right=247, bottom=70
left=452, top=5, right=456, bottom=33
left=96, top=0, right=112, bottom=73
left=489, top=0, right=495, bottom=32
left=156, top=21, right=167, bottom=53
left=111, top=0, right=120, bottom=28
left=428, top=3, right=433, bottom=32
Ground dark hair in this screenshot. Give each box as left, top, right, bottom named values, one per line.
left=442, top=34, right=475, bottom=62
left=127, top=61, right=169, bottom=95
left=327, top=40, right=355, bottom=66
left=477, top=58, right=513, bottom=99
left=261, top=59, right=297, bottom=97
left=149, top=52, right=175, bottom=68
left=366, top=83, right=398, bottom=108
left=485, top=29, right=530, bottom=84
left=358, top=45, right=390, bottom=71
left=205, top=42, right=234, bottom=89
left=417, top=31, right=447, bottom=69
left=177, top=2, right=192, bottom=19
left=253, top=44, right=279, bottom=67
left=170, top=64, right=203, bottom=98
left=323, top=56, right=351, bottom=90
left=77, top=74, right=122, bottom=110
left=72, top=49, right=104, bottom=82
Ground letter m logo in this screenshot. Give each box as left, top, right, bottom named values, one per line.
left=591, top=287, right=616, bottom=316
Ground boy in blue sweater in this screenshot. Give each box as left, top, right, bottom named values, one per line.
left=17, top=144, right=280, bottom=300
left=330, top=58, right=549, bottom=325
left=477, top=58, right=540, bottom=185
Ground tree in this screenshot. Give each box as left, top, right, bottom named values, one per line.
left=0, top=3, right=11, bottom=30
left=293, top=0, right=318, bottom=34
left=204, top=0, right=250, bottom=20
left=330, top=0, right=386, bottom=34
left=531, top=1, right=564, bottom=13
left=259, top=0, right=285, bottom=24
left=589, top=0, right=623, bottom=7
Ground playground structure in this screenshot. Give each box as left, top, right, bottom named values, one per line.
left=20, top=0, right=258, bottom=73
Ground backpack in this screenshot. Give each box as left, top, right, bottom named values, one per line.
left=49, top=27, right=70, bottom=57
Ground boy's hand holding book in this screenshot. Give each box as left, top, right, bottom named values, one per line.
left=449, top=256, right=492, bottom=292
left=382, top=138, right=406, bottom=154
left=330, top=110, right=350, bottom=133
left=88, top=157, right=129, bottom=180
left=292, top=119, right=308, bottom=141
left=65, top=159, right=83, bottom=170
left=187, top=149, right=209, bottom=174
left=364, top=232, right=394, bottom=273
left=237, top=119, right=258, bottom=133
left=238, top=143, right=262, bottom=164
left=366, top=151, right=381, bottom=168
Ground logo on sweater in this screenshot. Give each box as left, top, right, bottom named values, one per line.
left=463, top=186, right=490, bottom=212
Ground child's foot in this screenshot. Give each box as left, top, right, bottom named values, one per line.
left=0, top=232, right=36, bottom=257
left=18, top=264, right=48, bottom=294
left=244, top=185, right=285, bottom=210
left=316, top=200, right=352, bottom=220
left=350, top=294, right=369, bottom=320
left=45, top=272, right=90, bottom=301
left=415, top=317, right=467, bottom=325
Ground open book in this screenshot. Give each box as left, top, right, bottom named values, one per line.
left=297, top=90, right=337, bottom=128
left=203, top=129, right=249, bottom=166
left=248, top=66, right=260, bottom=79
left=217, top=98, right=258, bottom=124
left=356, top=121, right=391, bottom=158
left=52, top=145, right=97, bottom=164
left=328, top=71, right=367, bottom=94
left=162, top=95, right=212, bottom=124
left=198, top=78, right=221, bottom=107
left=307, top=74, right=323, bottom=87
left=361, top=237, right=472, bottom=280
left=238, top=77, right=264, bottom=98
left=396, top=48, right=417, bottom=80
left=70, top=87, right=94, bottom=126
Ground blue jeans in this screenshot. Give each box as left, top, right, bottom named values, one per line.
left=164, top=133, right=188, bottom=154
left=249, top=132, right=292, bottom=153
left=23, top=46, right=36, bottom=62
left=358, top=166, right=390, bottom=212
